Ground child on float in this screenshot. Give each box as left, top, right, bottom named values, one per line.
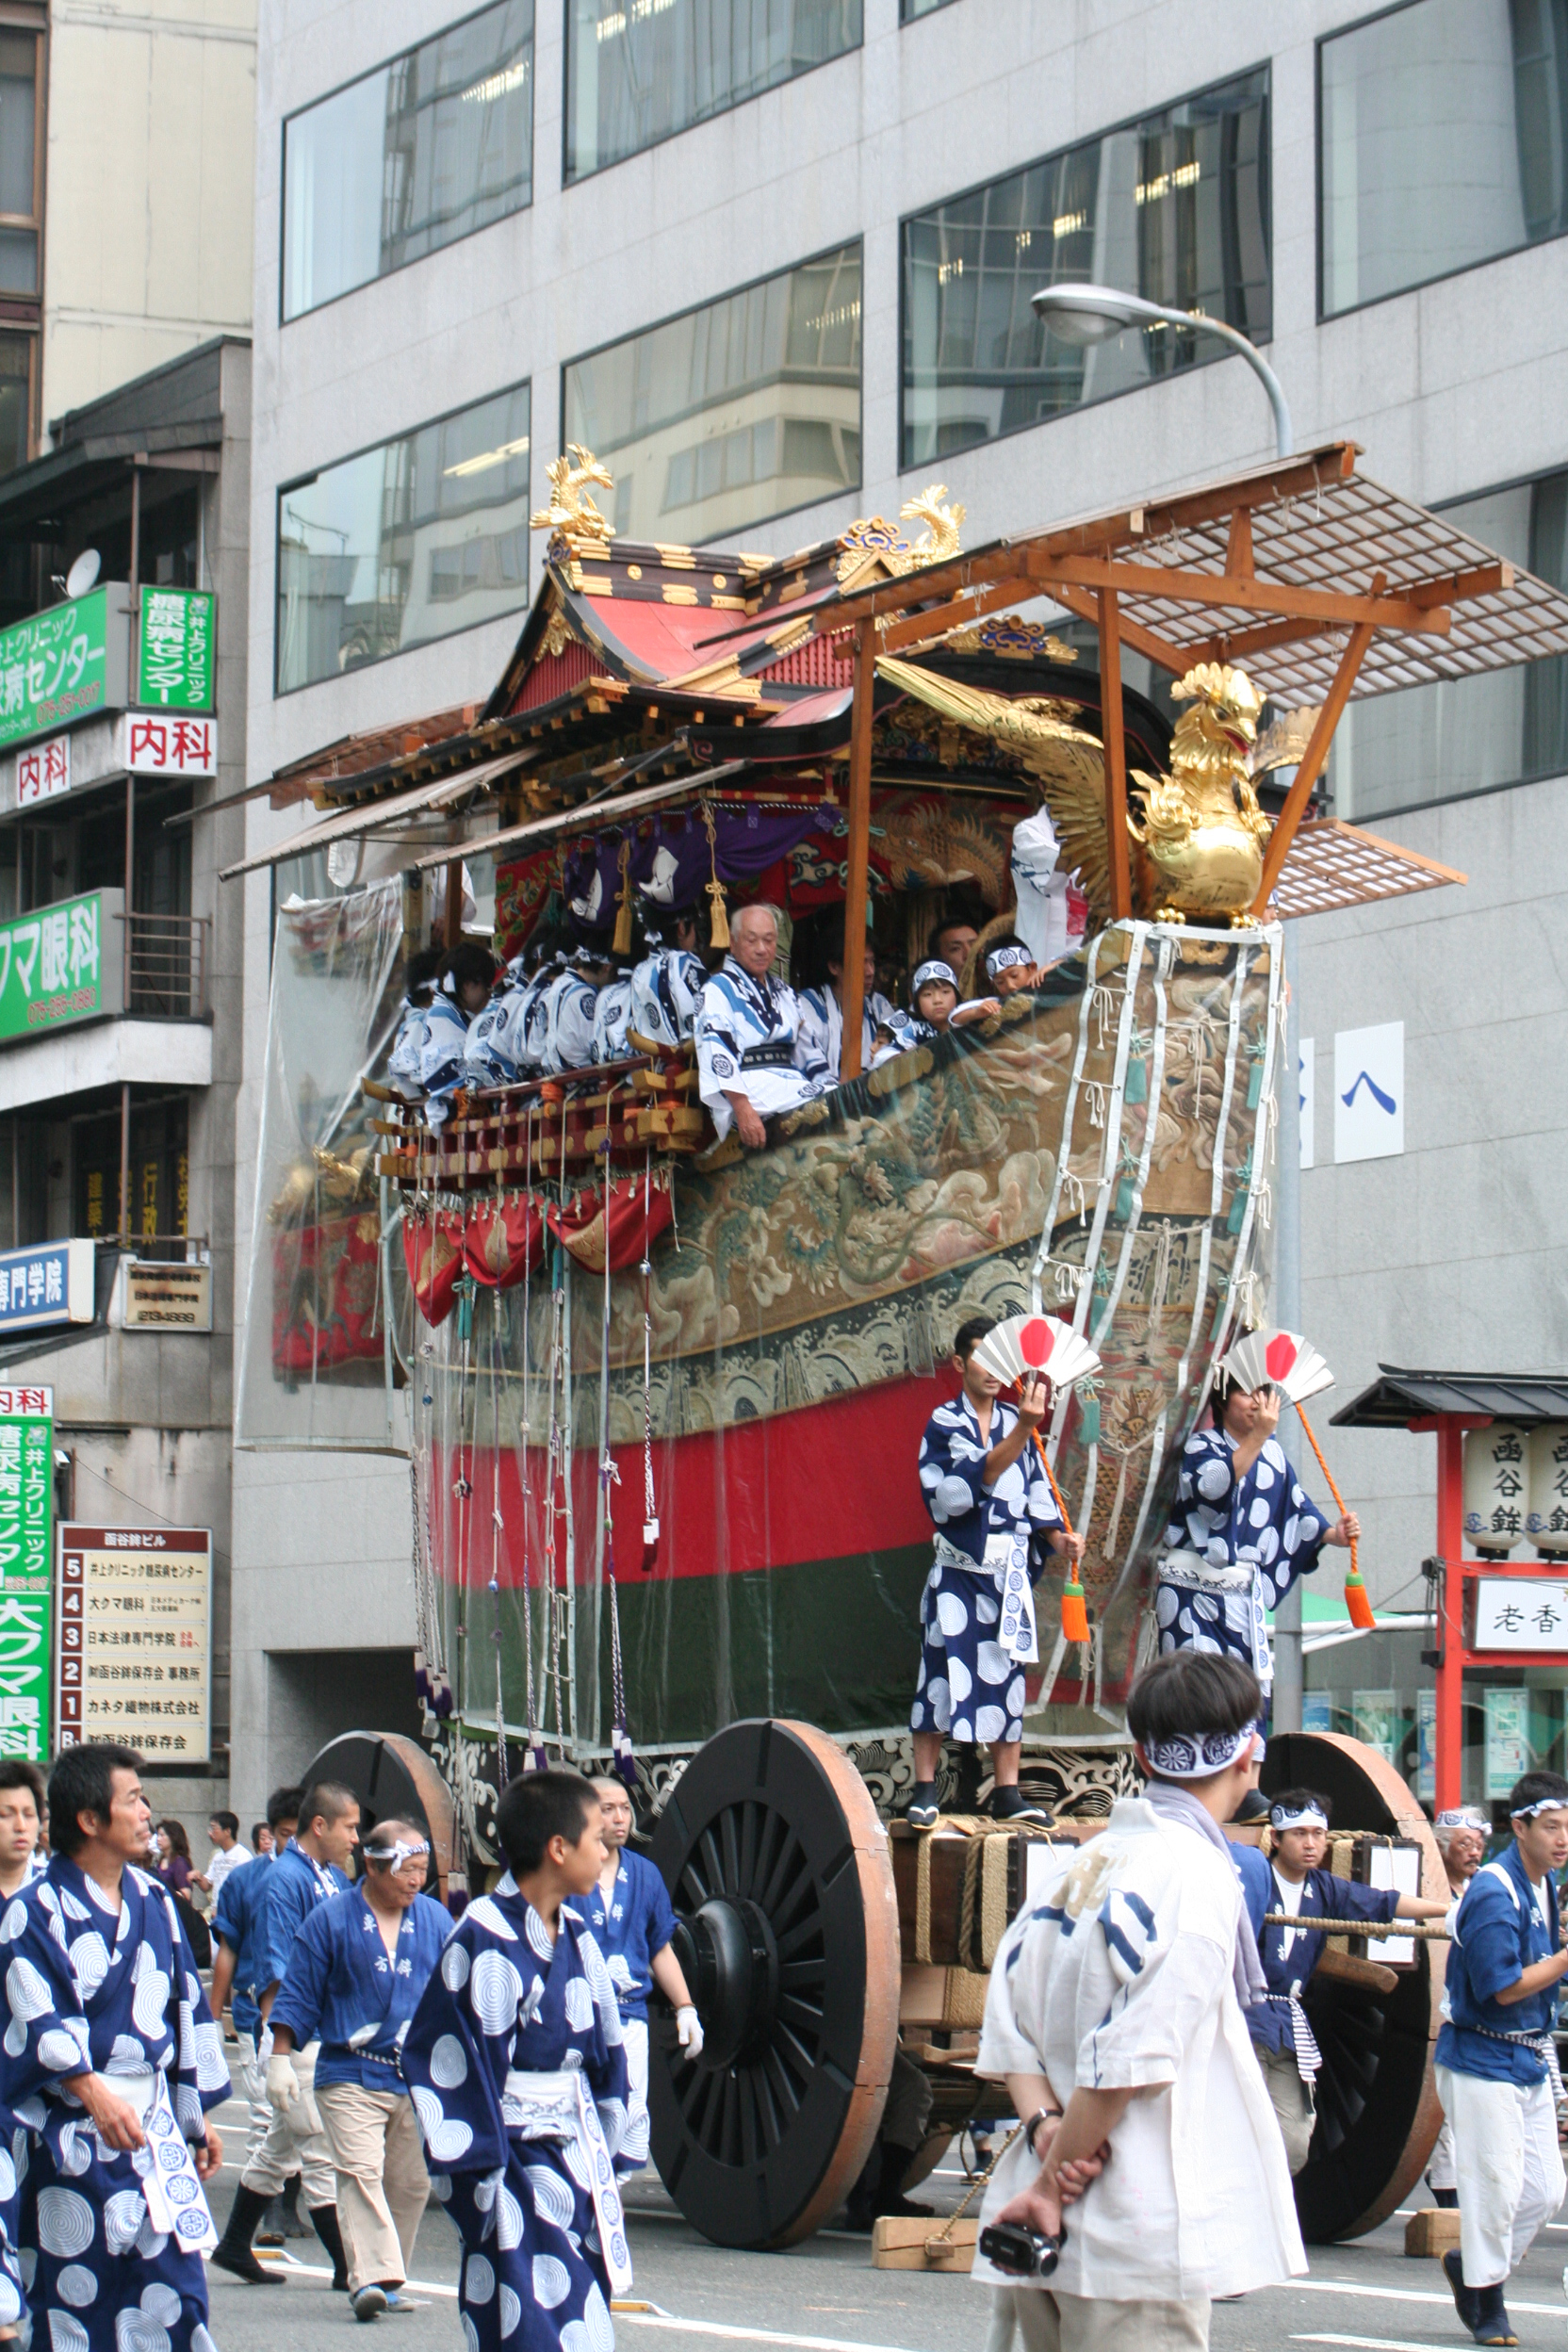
left=972, top=1650, right=1305, bottom=2350
left=870, top=959, right=999, bottom=1064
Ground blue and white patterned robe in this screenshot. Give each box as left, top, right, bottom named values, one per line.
left=910, top=1394, right=1064, bottom=1744
left=401, top=1876, right=638, bottom=2352
left=794, top=985, right=903, bottom=1082
left=694, top=958, right=830, bottom=1142
left=541, top=970, right=602, bottom=1075
left=421, top=988, right=477, bottom=1128
left=388, top=998, right=431, bottom=1098
left=591, top=977, right=634, bottom=1067
left=629, top=946, right=705, bottom=1050
left=1155, top=1429, right=1330, bottom=1692
left=0, top=1854, right=231, bottom=2351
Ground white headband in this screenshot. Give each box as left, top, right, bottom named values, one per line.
left=365, top=1837, right=430, bottom=1867
left=1270, top=1802, right=1329, bottom=1831
left=912, top=960, right=956, bottom=994
left=986, top=944, right=1032, bottom=979
left=1511, top=1796, right=1568, bottom=1821
left=1435, top=1806, right=1489, bottom=1832
left=1143, top=1725, right=1256, bottom=1781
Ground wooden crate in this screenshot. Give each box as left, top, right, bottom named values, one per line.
left=1405, top=2208, right=1462, bottom=2258
left=871, top=2214, right=978, bottom=2272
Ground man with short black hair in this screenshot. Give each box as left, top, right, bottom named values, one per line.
left=0, top=1742, right=230, bottom=2347
left=1436, top=1770, right=1568, bottom=2344
left=196, top=1807, right=246, bottom=1900
left=211, top=1786, right=302, bottom=2180
left=212, top=1778, right=360, bottom=2291
left=403, top=1771, right=635, bottom=2352
left=584, top=1776, right=697, bottom=2161
left=0, top=1758, right=44, bottom=1898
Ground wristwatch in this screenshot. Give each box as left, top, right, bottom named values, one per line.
left=1026, top=2106, right=1063, bottom=2158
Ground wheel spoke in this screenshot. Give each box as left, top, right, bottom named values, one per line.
left=720, top=1805, right=743, bottom=1897
left=777, top=1958, right=827, bottom=1990
left=778, top=1993, right=825, bottom=2038
left=749, top=1805, right=786, bottom=1904
left=761, top=2044, right=802, bottom=2123
left=757, top=1828, right=804, bottom=1918
left=776, top=2019, right=819, bottom=2076
left=738, top=1801, right=760, bottom=1902
left=699, top=1825, right=726, bottom=1900
left=776, top=1910, right=825, bottom=1962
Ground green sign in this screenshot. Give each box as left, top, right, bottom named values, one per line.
left=0, top=889, right=122, bottom=1040
left=0, top=587, right=115, bottom=748
left=0, top=1387, right=54, bottom=1761
left=137, top=585, right=215, bottom=710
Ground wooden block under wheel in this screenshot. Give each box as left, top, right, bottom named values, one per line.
left=1404, top=2208, right=1462, bottom=2257
left=870, top=2214, right=978, bottom=2271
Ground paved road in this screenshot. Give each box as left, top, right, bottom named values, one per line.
left=200, top=2076, right=1568, bottom=2352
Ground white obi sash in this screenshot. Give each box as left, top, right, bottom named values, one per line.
left=933, top=1527, right=1037, bottom=1667
left=110, top=2067, right=219, bottom=2257
left=1157, top=1546, right=1270, bottom=1682
left=502, top=2066, right=632, bottom=2294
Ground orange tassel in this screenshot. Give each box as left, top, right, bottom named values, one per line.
left=1343, top=1571, right=1376, bottom=1630
left=1061, top=1577, right=1089, bottom=1644
left=1296, top=1402, right=1373, bottom=1632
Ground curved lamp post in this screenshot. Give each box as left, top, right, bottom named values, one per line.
left=1029, top=283, right=1293, bottom=458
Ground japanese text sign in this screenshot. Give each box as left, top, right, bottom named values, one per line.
left=0, top=889, right=125, bottom=1041
left=136, top=587, right=215, bottom=711
left=0, top=586, right=131, bottom=750
left=0, top=1388, right=53, bottom=1763
left=57, top=1526, right=211, bottom=1760
left=120, top=712, right=217, bottom=776
left=0, top=1242, right=94, bottom=1336
left=17, top=735, right=69, bottom=805
left=1472, top=1578, right=1568, bottom=1653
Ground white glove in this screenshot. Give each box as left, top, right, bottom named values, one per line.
left=676, top=2004, right=704, bottom=2061
left=266, top=2051, right=301, bottom=2112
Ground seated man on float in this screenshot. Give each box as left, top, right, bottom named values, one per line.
left=387, top=947, right=445, bottom=1099
left=796, top=931, right=903, bottom=1080
left=541, top=940, right=618, bottom=1074
left=929, top=913, right=981, bottom=979
left=694, top=902, right=830, bottom=1150
left=461, top=942, right=538, bottom=1092
left=629, top=904, right=706, bottom=1050
left=871, top=960, right=998, bottom=1065
left=419, top=941, right=498, bottom=1128
left=591, top=957, right=636, bottom=1065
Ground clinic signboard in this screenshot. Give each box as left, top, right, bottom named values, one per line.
left=135, top=587, right=215, bottom=711
left=57, top=1525, right=211, bottom=1761
left=0, top=888, right=124, bottom=1041
left=0, top=1387, right=54, bottom=1762
left=0, top=585, right=132, bottom=750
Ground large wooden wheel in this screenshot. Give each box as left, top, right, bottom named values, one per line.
left=647, top=1718, right=901, bottom=2249
left=1261, top=1731, right=1447, bottom=2243
left=299, top=1729, right=461, bottom=1903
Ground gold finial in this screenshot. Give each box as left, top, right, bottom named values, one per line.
left=896, top=482, right=965, bottom=571
left=531, top=444, right=616, bottom=563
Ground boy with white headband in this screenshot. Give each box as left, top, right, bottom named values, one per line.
left=975, top=1649, right=1304, bottom=2349
left=1245, top=1788, right=1446, bottom=2173
left=1427, top=1805, right=1491, bottom=2208
left=871, top=960, right=996, bottom=1063
left=1436, top=1771, right=1568, bottom=2346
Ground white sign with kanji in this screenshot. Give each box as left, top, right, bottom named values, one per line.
left=17, top=735, right=70, bottom=804
left=1474, top=1578, right=1568, bottom=1652
left=118, top=712, right=217, bottom=776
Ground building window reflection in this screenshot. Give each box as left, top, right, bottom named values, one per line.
left=564, top=244, right=861, bottom=545
left=275, top=381, right=531, bottom=694
left=1318, top=0, right=1568, bottom=318
left=283, top=0, right=533, bottom=323
left=900, top=67, right=1270, bottom=469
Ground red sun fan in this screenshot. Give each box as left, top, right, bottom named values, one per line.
left=1219, top=1326, right=1334, bottom=1406
left=972, top=1314, right=1101, bottom=1394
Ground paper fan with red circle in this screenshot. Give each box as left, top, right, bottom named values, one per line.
left=972, top=1313, right=1101, bottom=1393
left=1218, top=1326, right=1334, bottom=1405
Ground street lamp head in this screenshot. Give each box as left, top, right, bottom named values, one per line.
left=1030, top=284, right=1156, bottom=344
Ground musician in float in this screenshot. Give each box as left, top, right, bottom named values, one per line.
left=1235, top=1790, right=1446, bottom=2174
left=694, top=902, right=830, bottom=1149
left=419, top=942, right=499, bottom=1128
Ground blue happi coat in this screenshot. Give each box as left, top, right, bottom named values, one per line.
left=1155, top=1429, right=1329, bottom=1691
left=254, top=1836, right=351, bottom=1996
left=271, top=1886, right=452, bottom=2089
left=0, top=1854, right=231, bottom=2351
left=212, top=1848, right=273, bottom=2037
left=1436, top=1840, right=1561, bottom=2085
left=1247, top=1863, right=1399, bottom=2066
left=402, top=1875, right=639, bottom=2352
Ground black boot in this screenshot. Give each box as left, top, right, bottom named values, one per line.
left=279, top=2174, right=310, bottom=2238
left=1431, top=2185, right=1460, bottom=2209
left=844, top=2141, right=930, bottom=2230
left=211, top=2183, right=286, bottom=2285
left=1469, top=2282, right=1517, bottom=2346
left=1443, top=2250, right=1483, bottom=2337
left=312, top=2202, right=351, bottom=2292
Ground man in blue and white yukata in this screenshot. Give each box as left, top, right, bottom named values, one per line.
left=0, top=1741, right=230, bottom=2351
left=628, top=908, right=705, bottom=1051
left=1435, top=1772, right=1568, bottom=2347
left=209, top=1785, right=300, bottom=2187
left=694, top=903, right=830, bottom=1150
left=795, top=939, right=903, bottom=1082
left=420, top=945, right=499, bottom=1129
left=908, top=1315, right=1086, bottom=1829
left=270, top=1818, right=451, bottom=2322
left=212, top=1777, right=360, bottom=2292
left=582, top=1778, right=700, bottom=2160
left=402, top=1770, right=637, bottom=2352
left=1155, top=1375, right=1359, bottom=1725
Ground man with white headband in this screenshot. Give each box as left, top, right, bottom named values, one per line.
left=1435, top=1771, right=1568, bottom=2345
left=1427, top=1806, right=1491, bottom=2208
left=1240, top=1788, right=1446, bottom=2173
left=269, top=1817, right=451, bottom=2322
left=974, top=1650, right=1304, bottom=2349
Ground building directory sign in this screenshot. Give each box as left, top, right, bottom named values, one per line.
left=0, top=888, right=125, bottom=1041
left=136, top=587, right=215, bottom=712
left=0, top=586, right=132, bottom=750
left=0, top=1387, right=54, bottom=1762
left=0, top=1241, right=94, bottom=1337
left=57, top=1525, right=211, bottom=1760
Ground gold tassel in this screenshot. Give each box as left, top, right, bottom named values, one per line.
left=612, top=837, right=634, bottom=956
left=702, top=802, right=729, bottom=949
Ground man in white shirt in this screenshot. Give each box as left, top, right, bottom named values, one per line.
left=196, top=1807, right=249, bottom=1900
left=974, top=1649, right=1305, bottom=2350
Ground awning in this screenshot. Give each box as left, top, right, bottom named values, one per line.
left=1332, top=1366, right=1568, bottom=1428
left=407, top=759, right=750, bottom=872
left=218, top=747, right=534, bottom=881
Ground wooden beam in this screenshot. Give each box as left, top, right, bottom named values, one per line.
left=840, top=616, right=876, bottom=1081
left=1408, top=560, right=1511, bottom=608
left=1026, top=551, right=1453, bottom=636
left=1045, top=581, right=1192, bottom=677
left=867, top=576, right=1037, bottom=654
left=1098, top=589, right=1133, bottom=922
left=444, top=858, right=464, bottom=949
left=1184, top=613, right=1330, bottom=671
left=1250, top=621, right=1376, bottom=912
left=1225, top=506, right=1254, bottom=579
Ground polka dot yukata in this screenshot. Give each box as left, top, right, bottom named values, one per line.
left=0, top=1854, right=231, bottom=2351
left=910, top=1393, right=1064, bottom=1745
left=402, top=1875, right=634, bottom=2352
left=1155, top=1429, right=1329, bottom=1693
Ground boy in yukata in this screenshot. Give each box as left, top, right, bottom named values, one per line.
left=402, top=1771, right=636, bottom=2352
left=580, top=1778, right=701, bottom=2162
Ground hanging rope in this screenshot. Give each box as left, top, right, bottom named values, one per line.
left=599, top=1190, right=636, bottom=1787
left=1296, top=1401, right=1374, bottom=1629
left=487, top=1288, right=509, bottom=1788
left=518, top=1111, right=547, bottom=1773
left=640, top=1148, right=660, bottom=1574
left=1030, top=1420, right=1088, bottom=1645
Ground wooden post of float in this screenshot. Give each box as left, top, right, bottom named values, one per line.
left=444, top=856, right=464, bottom=950
left=839, top=615, right=876, bottom=1081
left=1096, top=588, right=1132, bottom=921
left=1250, top=616, right=1377, bottom=914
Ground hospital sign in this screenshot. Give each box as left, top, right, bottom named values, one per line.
left=0, top=1387, right=54, bottom=1762
left=0, top=888, right=126, bottom=1042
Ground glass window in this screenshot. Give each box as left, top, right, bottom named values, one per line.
left=902, top=0, right=956, bottom=15
left=283, top=0, right=533, bottom=323
left=0, top=334, right=29, bottom=477
left=1329, top=467, right=1568, bottom=821
left=0, top=32, right=39, bottom=298
left=1319, top=0, right=1568, bottom=318
left=275, top=381, right=531, bottom=694
left=901, top=68, right=1270, bottom=468
left=564, top=244, right=861, bottom=545
left=565, top=0, right=860, bottom=182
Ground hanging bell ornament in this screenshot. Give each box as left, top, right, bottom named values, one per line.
left=641, top=1517, right=661, bottom=1574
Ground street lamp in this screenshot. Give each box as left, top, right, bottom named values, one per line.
left=1029, top=283, right=1293, bottom=459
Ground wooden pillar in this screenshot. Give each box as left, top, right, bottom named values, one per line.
left=839, top=616, right=876, bottom=1081
left=444, top=857, right=463, bottom=950
left=123, top=776, right=135, bottom=1005
left=1096, top=588, right=1132, bottom=921
left=118, top=1080, right=131, bottom=1243
left=1435, top=1416, right=1464, bottom=1813
left=1250, top=618, right=1377, bottom=913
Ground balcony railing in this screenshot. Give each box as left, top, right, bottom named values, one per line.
left=117, top=914, right=210, bottom=1020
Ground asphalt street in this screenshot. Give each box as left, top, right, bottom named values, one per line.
left=198, top=2071, right=1568, bottom=2352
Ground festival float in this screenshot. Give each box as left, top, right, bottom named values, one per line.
left=231, top=438, right=1568, bottom=2249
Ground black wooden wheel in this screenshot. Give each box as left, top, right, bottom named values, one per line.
left=647, top=1718, right=901, bottom=2248
left=1261, top=1730, right=1446, bottom=2243
left=299, top=1729, right=459, bottom=1902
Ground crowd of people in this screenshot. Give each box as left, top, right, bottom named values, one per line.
left=388, top=893, right=1061, bottom=1143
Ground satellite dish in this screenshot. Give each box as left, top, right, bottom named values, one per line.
left=65, top=549, right=101, bottom=599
